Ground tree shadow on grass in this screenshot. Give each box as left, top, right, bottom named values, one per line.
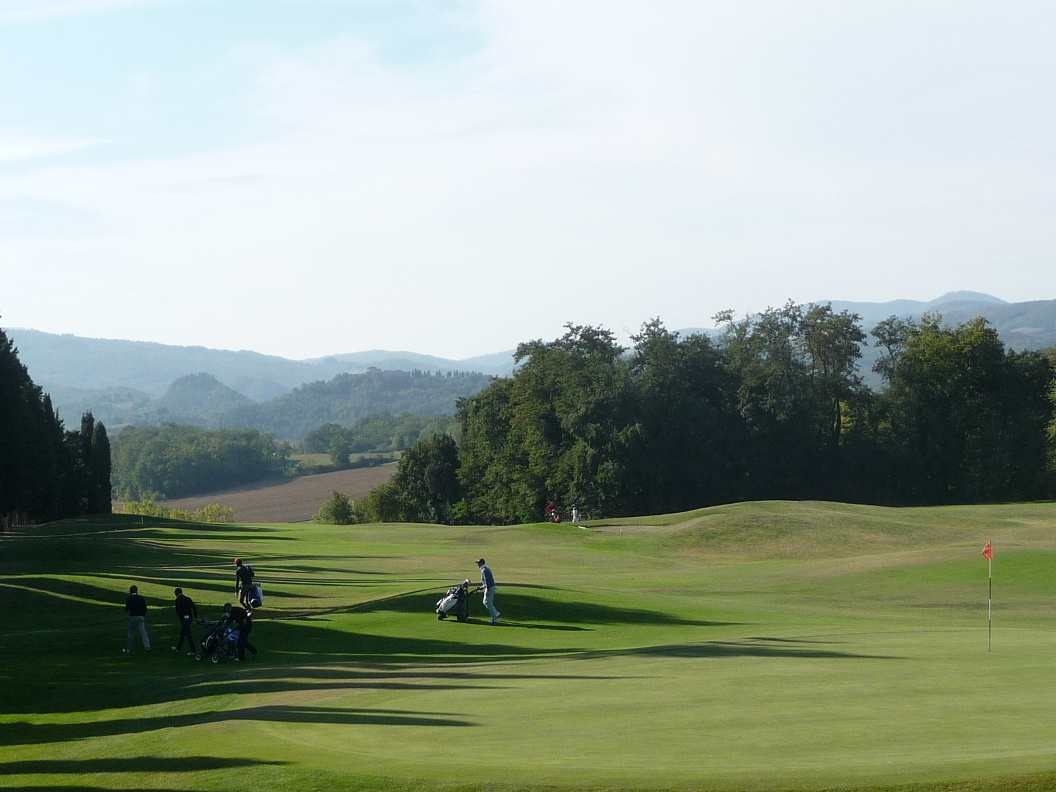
left=15, top=515, right=290, bottom=541
left=582, top=636, right=901, bottom=661
left=0, top=705, right=473, bottom=746
left=345, top=585, right=739, bottom=629
left=0, top=757, right=286, bottom=774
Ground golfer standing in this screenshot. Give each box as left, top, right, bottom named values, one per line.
left=476, top=558, right=499, bottom=624
left=123, top=585, right=151, bottom=654
left=172, top=587, right=198, bottom=655
left=234, top=557, right=254, bottom=607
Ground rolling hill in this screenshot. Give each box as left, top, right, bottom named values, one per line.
left=5, top=501, right=1056, bottom=790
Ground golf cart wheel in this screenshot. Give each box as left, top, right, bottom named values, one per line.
left=211, top=649, right=221, bottom=664
left=194, top=650, right=202, bottom=661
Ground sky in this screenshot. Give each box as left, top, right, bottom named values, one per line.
left=1, top=1, right=1055, bottom=361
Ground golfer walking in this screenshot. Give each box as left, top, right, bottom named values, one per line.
left=123, top=585, right=151, bottom=654
left=476, top=558, right=499, bottom=624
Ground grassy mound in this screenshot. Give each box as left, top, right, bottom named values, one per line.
left=2, top=502, right=1056, bottom=791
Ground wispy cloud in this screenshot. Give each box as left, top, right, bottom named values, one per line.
left=0, top=129, right=104, bottom=163
left=1, top=1, right=1055, bottom=358
left=0, top=0, right=165, bottom=25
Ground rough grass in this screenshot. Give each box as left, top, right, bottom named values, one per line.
left=3, top=502, right=1056, bottom=791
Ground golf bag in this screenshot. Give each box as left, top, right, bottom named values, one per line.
left=436, top=579, right=477, bottom=622
left=195, top=617, right=239, bottom=663
left=247, top=582, right=264, bottom=609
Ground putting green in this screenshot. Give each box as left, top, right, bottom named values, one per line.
left=2, top=502, right=1056, bottom=791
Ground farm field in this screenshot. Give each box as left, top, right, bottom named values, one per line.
left=3, top=501, right=1056, bottom=791
left=158, top=463, right=397, bottom=523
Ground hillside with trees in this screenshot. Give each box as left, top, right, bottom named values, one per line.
left=217, top=368, right=492, bottom=440
left=0, top=324, right=112, bottom=524
left=355, top=307, right=1056, bottom=525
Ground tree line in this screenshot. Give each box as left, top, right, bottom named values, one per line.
left=109, top=411, right=460, bottom=501
left=304, top=412, right=457, bottom=468
left=110, top=424, right=289, bottom=501
left=353, top=306, right=1056, bottom=525
left=1, top=325, right=111, bottom=524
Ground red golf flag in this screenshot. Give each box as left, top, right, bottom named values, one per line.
left=982, top=541, right=993, bottom=560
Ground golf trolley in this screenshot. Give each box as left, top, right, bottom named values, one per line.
left=194, top=617, right=239, bottom=663
left=435, top=579, right=480, bottom=622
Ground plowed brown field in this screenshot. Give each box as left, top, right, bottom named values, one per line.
left=159, top=463, right=396, bottom=524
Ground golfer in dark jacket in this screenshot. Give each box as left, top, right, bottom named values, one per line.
left=234, top=558, right=254, bottom=607
left=123, top=585, right=151, bottom=654
left=223, top=602, right=258, bottom=661
left=172, top=588, right=198, bottom=654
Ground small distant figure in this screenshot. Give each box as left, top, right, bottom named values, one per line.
left=223, top=602, right=258, bottom=661
left=475, top=558, right=499, bottom=625
left=544, top=501, right=561, bottom=523
left=571, top=503, right=581, bottom=523
left=172, top=587, right=198, bottom=655
left=123, top=585, right=151, bottom=654
left=234, top=557, right=255, bottom=608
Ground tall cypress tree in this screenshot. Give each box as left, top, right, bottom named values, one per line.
left=0, top=323, right=110, bottom=523
left=90, top=421, right=112, bottom=514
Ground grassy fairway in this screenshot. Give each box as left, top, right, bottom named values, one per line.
left=3, top=501, right=1056, bottom=791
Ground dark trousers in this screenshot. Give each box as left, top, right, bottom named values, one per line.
left=236, top=620, right=257, bottom=660
left=176, top=617, right=196, bottom=651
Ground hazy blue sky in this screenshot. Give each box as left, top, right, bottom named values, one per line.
left=2, top=1, right=1054, bottom=359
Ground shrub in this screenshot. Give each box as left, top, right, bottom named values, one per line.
left=314, top=491, right=359, bottom=525
left=192, top=503, right=235, bottom=523
left=120, top=499, right=234, bottom=523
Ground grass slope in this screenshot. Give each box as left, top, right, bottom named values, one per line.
left=3, top=501, right=1056, bottom=791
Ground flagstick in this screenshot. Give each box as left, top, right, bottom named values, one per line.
left=987, top=546, right=992, bottom=652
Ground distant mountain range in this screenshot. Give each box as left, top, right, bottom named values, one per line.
left=819, top=291, right=1056, bottom=349
left=8, top=291, right=1055, bottom=434
left=7, top=329, right=517, bottom=436
left=681, top=291, right=1056, bottom=350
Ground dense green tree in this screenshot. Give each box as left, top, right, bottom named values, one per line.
left=455, top=324, right=637, bottom=524
left=628, top=319, right=739, bottom=512
left=715, top=302, right=867, bottom=499
left=874, top=315, right=1054, bottom=503
left=512, top=325, right=637, bottom=519
left=328, top=435, right=351, bottom=469
left=367, top=434, right=461, bottom=524
left=0, top=324, right=110, bottom=522
left=454, top=378, right=531, bottom=523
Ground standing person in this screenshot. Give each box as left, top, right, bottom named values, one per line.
left=123, top=585, right=151, bottom=654
left=223, top=602, right=258, bottom=661
left=172, top=587, right=198, bottom=655
left=234, top=557, right=254, bottom=608
left=475, top=558, right=500, bottom=624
